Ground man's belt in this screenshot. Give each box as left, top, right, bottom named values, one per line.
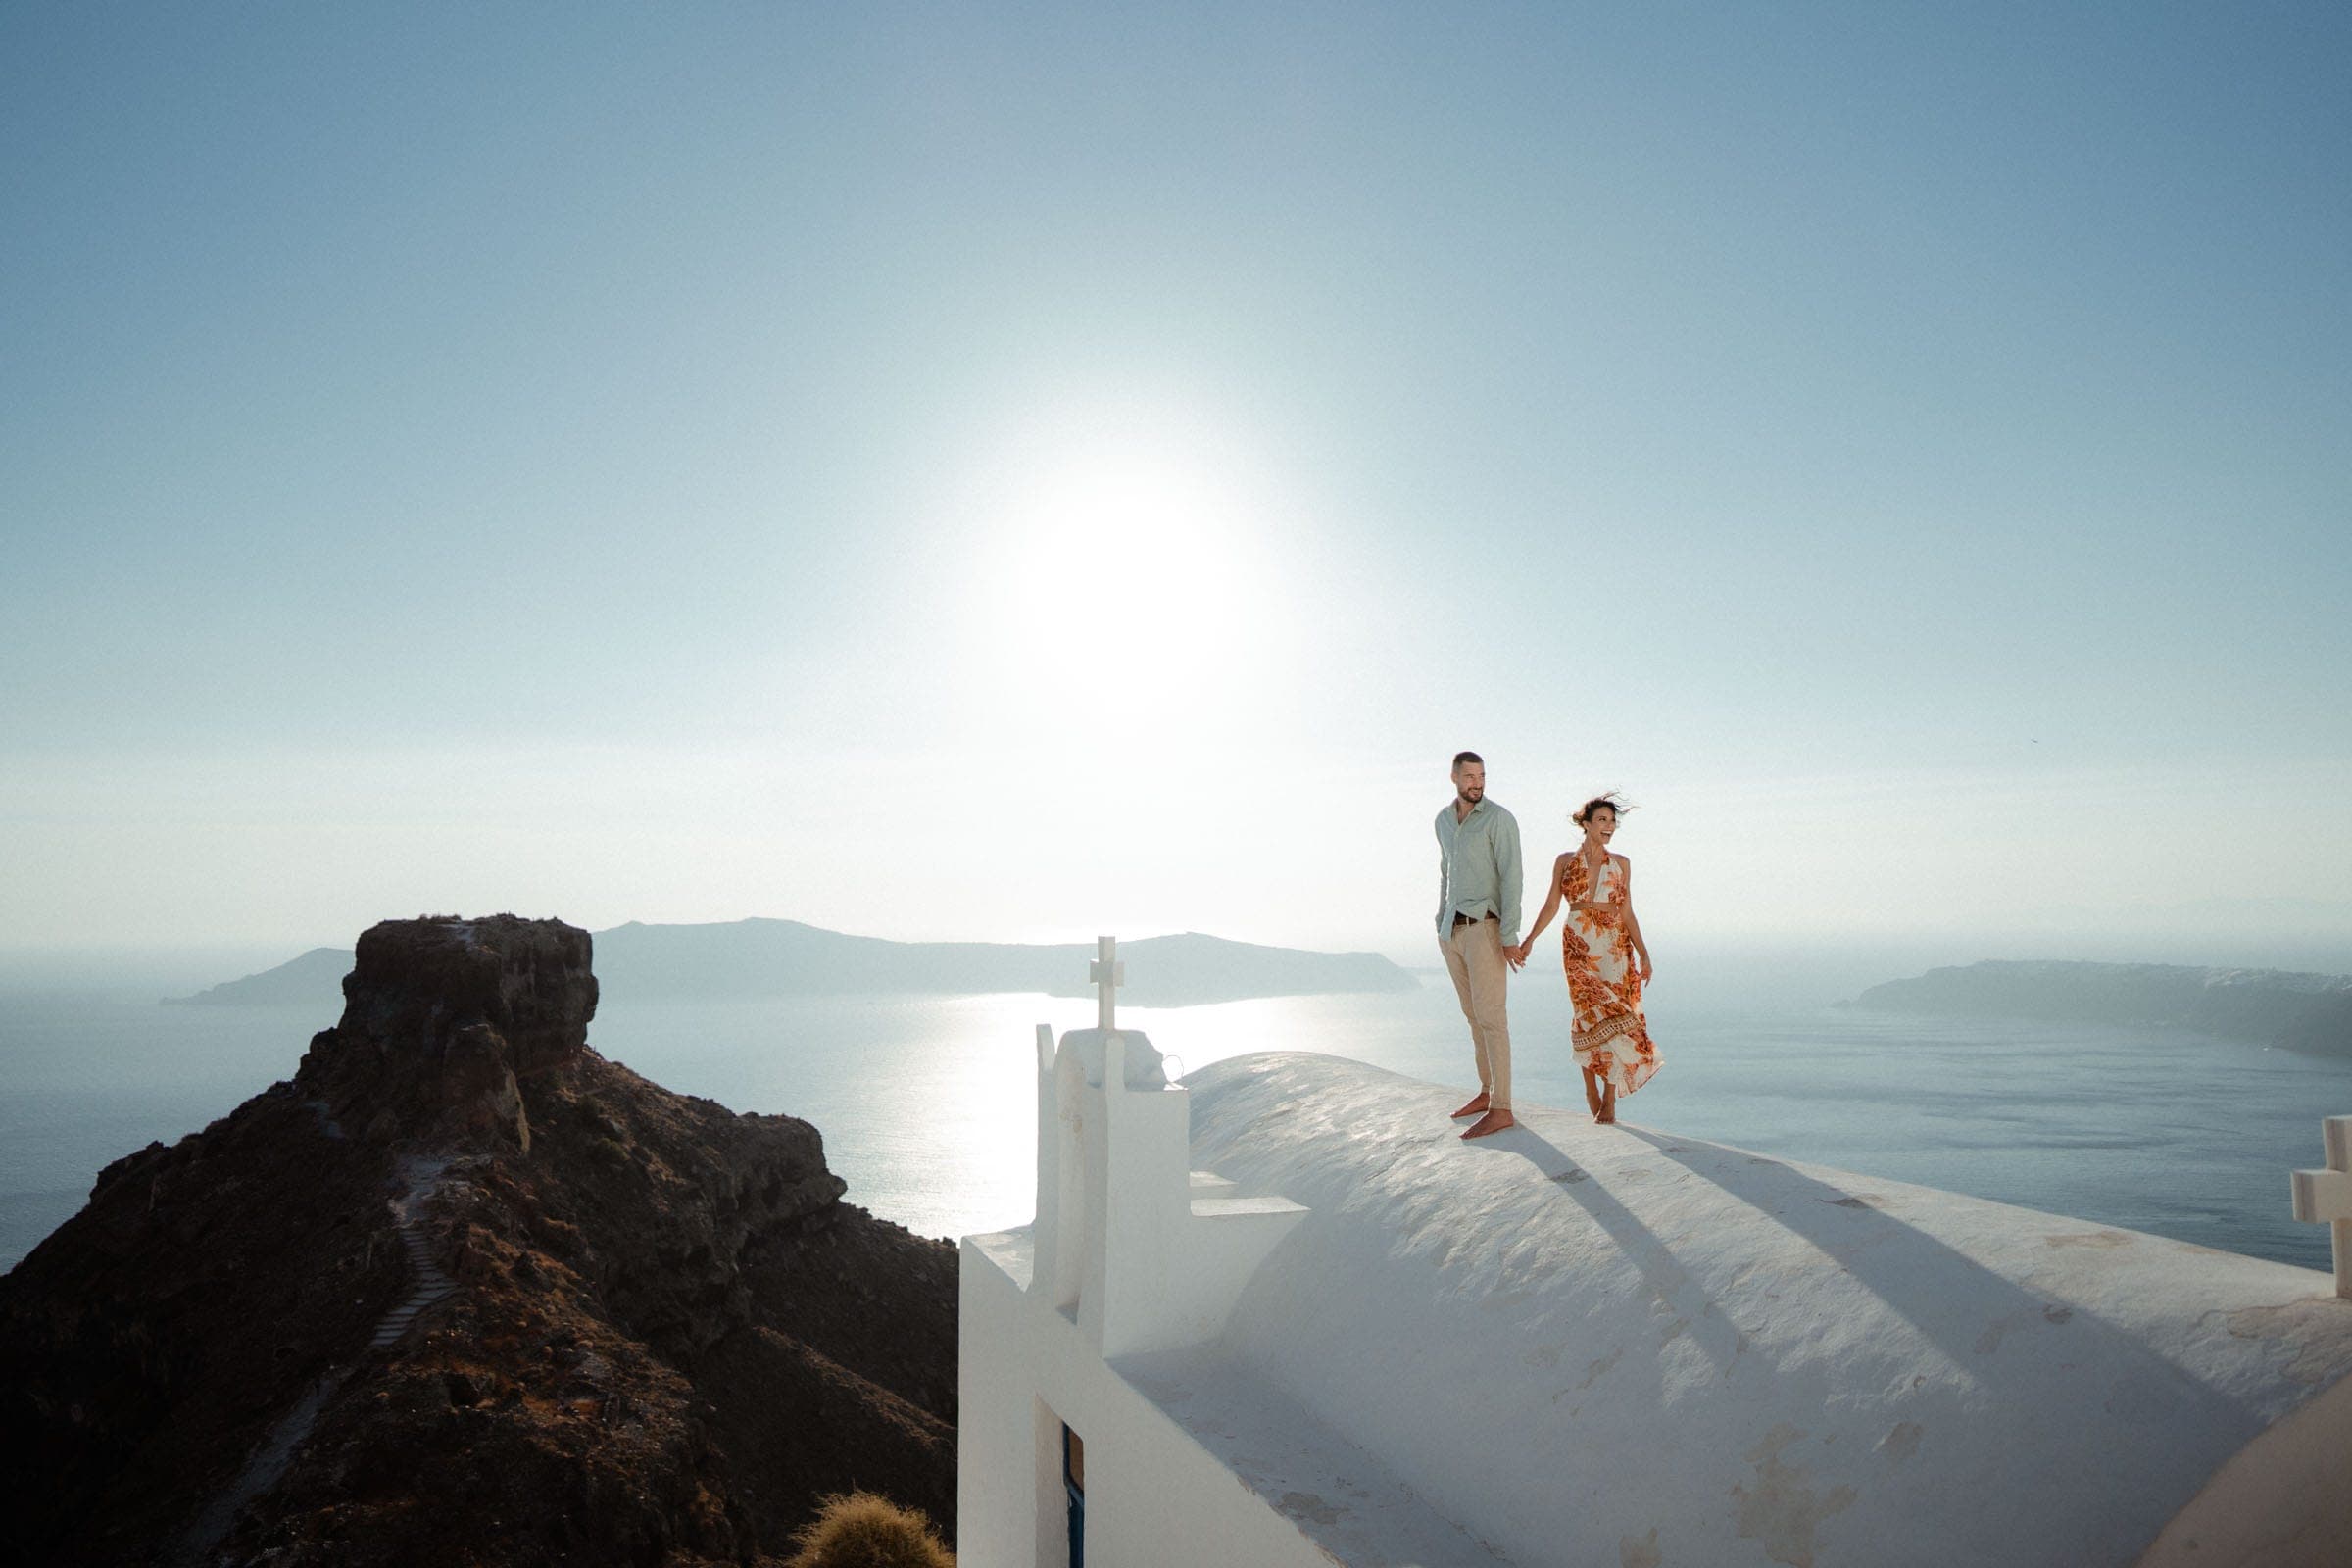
left=1451, top=911, right=1494, bottom=928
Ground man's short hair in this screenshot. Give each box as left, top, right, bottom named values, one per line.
left=1452, top=751, right=1484, bottom=771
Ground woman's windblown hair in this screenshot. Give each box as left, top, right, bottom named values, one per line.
left=1571, top=792, right=1633, bottom=827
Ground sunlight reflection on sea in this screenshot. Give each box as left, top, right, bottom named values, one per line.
left=4, top=976, right=2347, bottom=1274
left=586, top=978, right=2349, bottom=1273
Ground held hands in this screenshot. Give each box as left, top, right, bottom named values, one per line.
left=1504, top=943, right=1529, bottom=970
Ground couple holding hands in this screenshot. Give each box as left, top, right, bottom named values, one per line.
left=1434, top=751, right=1660, bottom=1141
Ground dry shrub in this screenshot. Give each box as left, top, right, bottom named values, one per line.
left=786, top=1492, right=956, bottom=1568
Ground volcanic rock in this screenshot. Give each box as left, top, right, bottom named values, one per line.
left=0, top=915, right=956, bottom=1567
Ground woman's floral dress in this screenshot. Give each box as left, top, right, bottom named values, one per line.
left=1561, top=852, right=1659, bottom=1096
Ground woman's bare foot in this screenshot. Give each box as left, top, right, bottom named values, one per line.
left=1582, top=1069, right=1604, bottom=1117
left=1595, top=1082, right=1617, bottom=1124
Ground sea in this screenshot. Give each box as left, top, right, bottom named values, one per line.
left=4, top=951, right=2348, bottom=1277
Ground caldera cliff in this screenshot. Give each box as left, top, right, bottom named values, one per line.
left=0, top=915, right=956, bottom=1568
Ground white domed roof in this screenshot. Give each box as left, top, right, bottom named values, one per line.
left=1182, top=1053, right=2352, bottom=1568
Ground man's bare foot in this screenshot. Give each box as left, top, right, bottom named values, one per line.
left=1461, top=1108, right=1516, bottom=1140
left=1450, top=1092, right=1491, bottom=1119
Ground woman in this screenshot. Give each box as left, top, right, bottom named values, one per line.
left=1511, top=793, right=1658, bottom=1123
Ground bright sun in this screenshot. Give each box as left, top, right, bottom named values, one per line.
left=956, top=403, right=1295, bottom=738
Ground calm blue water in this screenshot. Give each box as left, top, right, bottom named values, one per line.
left=4, top=974, right=2347, bottom=1274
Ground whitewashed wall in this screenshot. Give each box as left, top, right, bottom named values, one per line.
left=959, top=1227, right=1344, bottom=1568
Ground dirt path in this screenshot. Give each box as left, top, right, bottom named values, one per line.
left=174, top=1152, right=456, bottom=1564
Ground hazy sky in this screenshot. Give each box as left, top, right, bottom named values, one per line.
left=5, top=4, right=2348, bottom=962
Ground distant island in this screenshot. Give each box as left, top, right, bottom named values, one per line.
left=168, top=946, right=355, bottom=1006
left=168, top=919, right=1418, bottom=1009
left=1848, top=959, right=2352, bottom=1058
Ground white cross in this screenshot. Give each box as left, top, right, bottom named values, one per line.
left=2290, top=1116, right=2352, bottom=1298
left=1090, top=934, right=1124, bottom=1032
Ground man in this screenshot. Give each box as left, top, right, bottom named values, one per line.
left=1435, top=751, right=1524, bottom=1139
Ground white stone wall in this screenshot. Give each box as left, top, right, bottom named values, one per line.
left=958, top=1228, right=1336, bottom=1568
left=959, top=1025, right=1325, bottom=1567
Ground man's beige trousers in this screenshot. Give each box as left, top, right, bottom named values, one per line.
left=1441, top=916, right=1511, bottom=1111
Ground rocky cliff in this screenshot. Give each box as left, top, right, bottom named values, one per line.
left=1849, top=958, right=2352, bottom=1056
left=0, top=915, right=957, bottom=1567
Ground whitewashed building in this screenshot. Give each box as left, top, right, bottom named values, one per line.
left=958, top=942, right=2352, bottom=1567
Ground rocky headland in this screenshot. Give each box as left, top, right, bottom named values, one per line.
left=0, top=915, right=956, bottom=1567
left=1849, top=958, right=2352, bottom=1057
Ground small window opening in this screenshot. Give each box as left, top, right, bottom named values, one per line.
left=1062, top=1423, right=1086, bottom=1568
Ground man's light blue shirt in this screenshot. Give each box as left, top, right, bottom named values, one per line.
left=1434, top=797, right=1523, bottom=946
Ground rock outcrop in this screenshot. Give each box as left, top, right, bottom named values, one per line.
left=1848, top=959, right=2352, bottom=1056
left=0, top=915, right=956, bottom=1568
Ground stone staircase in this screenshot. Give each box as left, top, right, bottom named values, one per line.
left=370, top=1155, right=455, bottom=1350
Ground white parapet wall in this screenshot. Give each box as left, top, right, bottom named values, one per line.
left=1180, top=1052, right=2352, bottom=1568
left=960, top=1226, right=1348, bottom=1568
left=963, top=1025, right=1357, bottom=1567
